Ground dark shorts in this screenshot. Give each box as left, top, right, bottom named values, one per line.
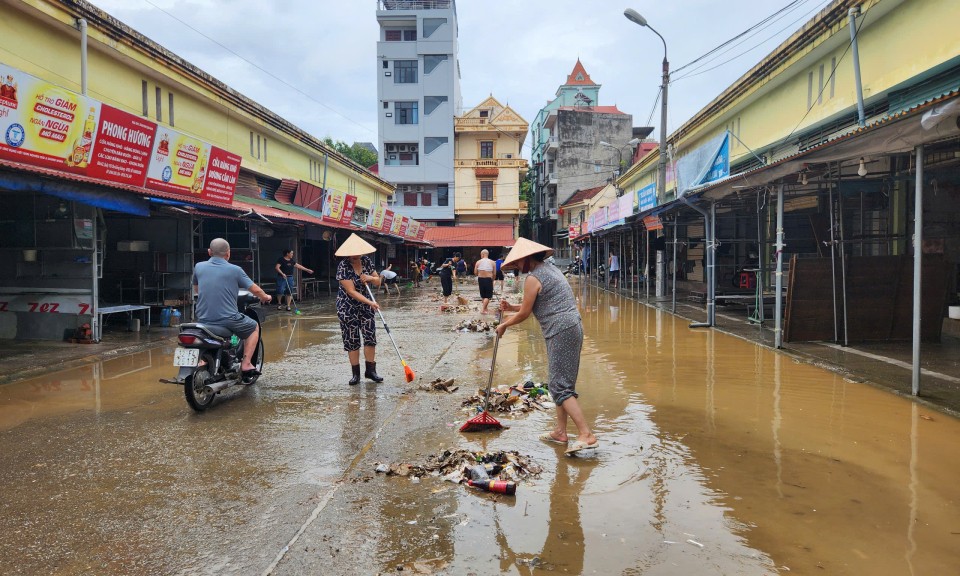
left=212, top=313, right=257, bottom=340
left=277, top=276, right=293, bottom=294
left=440, top=275, right=453, bottom=297
left=609, top=269, right=620, bottom=279
left=383, top=276, right=399, bottom=285
left=495, top=269, right=504, bottom=281
left=478, top=277, right=493, bottom=299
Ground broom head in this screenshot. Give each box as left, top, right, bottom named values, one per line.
left=459, top=410, right=503, bottom=432
left=403, top=363, right=415, bottom=383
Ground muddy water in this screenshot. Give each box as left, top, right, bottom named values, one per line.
left=1, top=282, right=958, bottom=575
left=491, top=280, right=960, bottom=575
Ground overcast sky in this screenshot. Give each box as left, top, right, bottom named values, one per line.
left=92, top=0, right=832, bottom=158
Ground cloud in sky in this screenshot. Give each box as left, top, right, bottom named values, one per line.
left=91, top=0, right=831, bottom=157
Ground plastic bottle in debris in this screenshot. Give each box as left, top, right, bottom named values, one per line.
left=467, top=465, right=490, bottom=481
left=467, top=479, right=517, bottom=496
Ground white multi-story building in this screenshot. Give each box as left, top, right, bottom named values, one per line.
left=376, top=0, right=462, bottom=223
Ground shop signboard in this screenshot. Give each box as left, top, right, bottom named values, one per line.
left=643, top=215, right=663, bottom=231
left=0, top=63, right=240, bottom=202
left=416, top=221, right=426, bottom=241
left=321, top=189, right=357, bottom=226
left=145, top=129, right=239, bottom=204
left=405, top=219, right=420, bottom=240
left=0, top=293, right=93, bottom=315
left=398, top=216, right=410, bottom=237
left=618, top=193, right=635, bottom=217
left=637, top=183, right=657, bottom=213
left=389, top=212, right=403, bottom=236
left=0, top=64, right=157, bottom=187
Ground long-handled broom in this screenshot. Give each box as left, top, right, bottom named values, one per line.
left=365, top=284, right=415, bottom=383
left=460, top=305, right=504, bottom=432
left=284, top=277, right=303, bottom=316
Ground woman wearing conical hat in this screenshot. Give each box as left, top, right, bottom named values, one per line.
left=496, top=237, right=598, bottom=454
left=335, top=233, right=383, bottom=385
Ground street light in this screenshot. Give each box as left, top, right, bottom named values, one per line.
left=624, top=8, right=668, bottom=203
left=600, top=137, right=642, bottom=181
left=625, top=8, right=669, bottom=299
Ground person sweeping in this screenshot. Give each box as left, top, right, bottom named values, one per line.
left=335, top=233, right=383, bottom=385
left=496, top=238, right=598, bottom=454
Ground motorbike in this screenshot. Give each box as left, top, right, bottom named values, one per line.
left=166, top=290, right=265, bottom=412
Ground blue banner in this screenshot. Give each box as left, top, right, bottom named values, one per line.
left=637, top=183, right=657, bottom=213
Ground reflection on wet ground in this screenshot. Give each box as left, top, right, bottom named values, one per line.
left=0, top=280, right=957, bottom=575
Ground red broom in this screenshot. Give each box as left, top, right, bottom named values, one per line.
left=460, top=309, right=504, bottom=432
left=365, top=284, right=415, bottom=383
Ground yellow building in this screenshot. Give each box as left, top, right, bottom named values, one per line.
left=453, top=96, right=529, bottom=232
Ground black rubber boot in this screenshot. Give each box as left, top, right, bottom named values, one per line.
left=348, top=364, right=361, bottom=386
left=364, top=361, right=384, bottom=383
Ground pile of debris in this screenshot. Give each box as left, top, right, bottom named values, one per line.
left=439, top=304, right=473, bottom=314
left=374, top=449, right=542, bottom=486
left=454, top=318, right=497, bottom=332
left=462, top=382, right=553, bottom=413
left=419, top=378, right=458, bottom=393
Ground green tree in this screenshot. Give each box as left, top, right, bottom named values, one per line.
left=323, top=137, right=378, bottom=169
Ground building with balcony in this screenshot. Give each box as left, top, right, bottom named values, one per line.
left=376, top=0, right=463, bottom=223
left=453, top=96, right=528, bottom=236
left=529, top=60, right=634, bottom=249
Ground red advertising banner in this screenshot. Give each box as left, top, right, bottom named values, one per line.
left=382, top=210, right=395, bottom=235
left=416, top=223, right=426, bottom=241
left=85, top=105, right=157, bottom=186
left=0, top=63, right=240, bottom=202
left=643, top=215, right=663, bottom=231
left=322, top=190, right=357, bottom=226
left=202, top=147, right=241, bottom=204
left=398, top=216, right=410, bottom=237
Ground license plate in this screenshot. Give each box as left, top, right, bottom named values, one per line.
left=173, top=348, right=200, bottom=367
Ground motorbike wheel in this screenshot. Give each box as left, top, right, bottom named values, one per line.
left=243, top=339, right=265, bottom=385
left=184, top=367, right=215, bottom=411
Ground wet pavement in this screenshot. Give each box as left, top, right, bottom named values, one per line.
left=1, top=281, right=959, bottom=574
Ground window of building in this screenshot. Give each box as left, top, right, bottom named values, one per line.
left=404, top=193, right=418, bottom=206
left=420, top=192, right=432, bottom=206
left=480, top=181, right=494, bottom=202
left=382, top=60, right=389, bottom=69
left=168, top=92, right=175, bottom=126
left=384, top=143, right=419, bottom=166
left=141, top=80, right=148, bottom=116
left=394, top=60, right=418, bottom=83
left=424, top=137, right=447, bottom=154
left=480, top=141, right=494, bottom=159
left=422, top=18, right=446, bottom=38
left=395, top=101, right=419, bottom=125
left=386, top=28, right=416, bottom=41
left=424, top=96, right=447, bottom=115
left=249, top=131, right=267, bottom=161
left=479, top=110, right=489, bottom=118
left=423, top=54, right=447, bottom=75
left=437, top=184, right=449, bottom=206
left=155, top=86, right=162, bottom=122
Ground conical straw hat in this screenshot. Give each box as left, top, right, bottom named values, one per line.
left=335, top=233, right=377, bottom=257
left=501, top=237, right=554, bottom=269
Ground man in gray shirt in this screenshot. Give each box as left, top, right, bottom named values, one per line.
left=193, top=238, right=272, bottom=375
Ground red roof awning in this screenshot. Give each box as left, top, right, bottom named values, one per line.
left=423, top=224, right=514, bottom=247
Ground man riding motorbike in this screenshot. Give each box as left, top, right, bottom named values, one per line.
left=193, top=238, right=272, bottom=379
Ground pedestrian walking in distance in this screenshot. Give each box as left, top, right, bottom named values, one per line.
left=474, top=249, right=496, bottom=314
left=335, top=234, right=383, bottom=385
left=608, top=251, right=620, bottom=289
left=380, top=263, right=401, bottom=296
left=275, top=249, right=313, bottom=311
left=496, top=238, right=598, bottom=454
left=494, top=254, right=505, bottom=294
left=439, top=252, right=461, bottom=307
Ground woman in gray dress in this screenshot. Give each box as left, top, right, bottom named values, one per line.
left=496, top=238, right=598, bottom=454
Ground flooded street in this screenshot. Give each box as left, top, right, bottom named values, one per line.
left=1, top=280, right=958, bottom=575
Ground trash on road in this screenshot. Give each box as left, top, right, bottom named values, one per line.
left=373, top=449, right=541, bottom=496
left=419, top=378, right=458, bottom=393
left=454, top=318, right=498, bottom=332
left=462, top=383, right=550, bottom=414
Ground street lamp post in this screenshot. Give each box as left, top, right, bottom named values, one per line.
left=600, top=138, right=641, bottom=196
left=625, top=7, right=669, bottom=297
